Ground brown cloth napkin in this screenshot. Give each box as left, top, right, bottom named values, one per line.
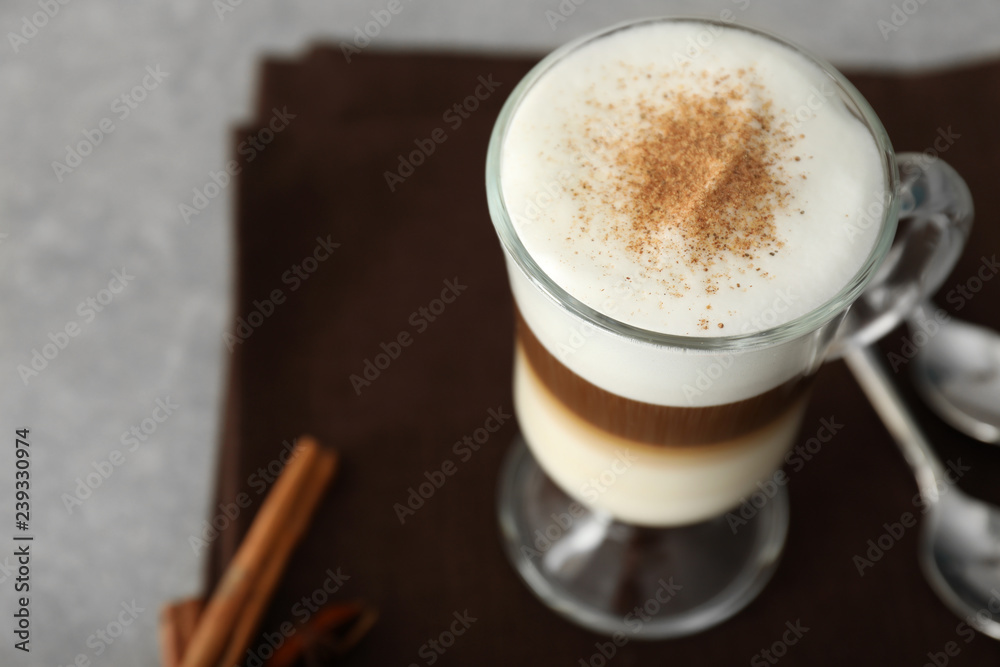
left=205, top=47, right=1000, bottom=666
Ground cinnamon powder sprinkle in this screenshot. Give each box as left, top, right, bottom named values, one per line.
left=602, top=78, right=795, bottom=282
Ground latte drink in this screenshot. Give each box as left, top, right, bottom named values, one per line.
left=494, top=21, right=884, bottom=526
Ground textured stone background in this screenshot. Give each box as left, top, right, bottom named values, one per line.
left=0, top=1, right=997, bottom=664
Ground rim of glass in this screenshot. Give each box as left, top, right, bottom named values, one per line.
left=486, top=16, right=900, bottom=350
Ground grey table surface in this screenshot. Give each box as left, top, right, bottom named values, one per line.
left=0, top=1, right=998, bottom=664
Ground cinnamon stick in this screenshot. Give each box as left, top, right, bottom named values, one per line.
left=179, top=436, right=338, bottom=667
left=331, top=604, right=378, bottom=656
left=216, top=448, right=339, bottom=667
left=264, top=602, right=364, bottom=667
left=159, top=597, right=204, bottom=667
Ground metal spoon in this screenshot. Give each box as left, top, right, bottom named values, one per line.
left=907, top=301, right=1000, bottom=443
left=845, top=343, right=1000, bottom=639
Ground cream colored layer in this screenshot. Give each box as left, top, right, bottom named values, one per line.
left=514, top=344, right=805, bottom=526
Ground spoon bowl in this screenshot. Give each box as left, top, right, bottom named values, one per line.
left=922, top=486, right=1000, bottom=638
left=910, top=303, right=1000, bottom=443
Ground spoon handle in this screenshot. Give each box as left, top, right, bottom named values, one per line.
left=844, top=344, right=947, bottom=499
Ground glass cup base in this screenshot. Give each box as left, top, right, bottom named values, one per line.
left=497, top=436, right=789, bottom=639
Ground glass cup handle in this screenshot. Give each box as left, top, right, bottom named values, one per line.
left=829, top=153, right=974, bottom=357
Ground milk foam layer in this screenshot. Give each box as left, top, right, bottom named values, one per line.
left=501, top=22, right=884, bottom=338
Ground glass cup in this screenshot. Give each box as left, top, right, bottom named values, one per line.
left=486, top=17, right=973, bottom=638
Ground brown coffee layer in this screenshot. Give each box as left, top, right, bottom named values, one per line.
left=515, top=309, right=812, bottom=447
